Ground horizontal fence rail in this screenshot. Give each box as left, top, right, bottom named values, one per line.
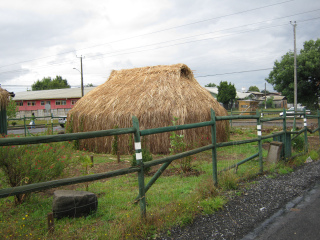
left=0, top=108, right=319, bottom=219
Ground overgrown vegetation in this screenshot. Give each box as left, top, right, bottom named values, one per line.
left=0, top=142, right=74, bottom=204
left=0, top=126, right=319, bottom=239
left=169, top=117, right=192, bottom=173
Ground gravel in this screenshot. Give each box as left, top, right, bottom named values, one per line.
left=157, top=160, right=320, bottom=240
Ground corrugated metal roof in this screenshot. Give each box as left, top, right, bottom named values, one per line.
left=13, top=87, right=96, bottom=101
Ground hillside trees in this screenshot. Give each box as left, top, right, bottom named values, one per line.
left=205, top=83, right=216, bottom=87
left=266, top=38, right=320, bottom=109
left=32, top=76, right=70, bottom=91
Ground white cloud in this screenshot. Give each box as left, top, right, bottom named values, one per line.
left=1, top=0, right=320, bottom=94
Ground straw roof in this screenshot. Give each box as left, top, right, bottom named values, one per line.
left=0, top=87, right=10, bottom=110
left=67, top=63, right=229, bottom=154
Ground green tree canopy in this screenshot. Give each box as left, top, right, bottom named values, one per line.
left=6, top=97, right=18, bottom=119
left=205, top=83, right=216, bottom=87
left=217, top=81, right=236, bottom=109
left=32, top=76, right=71, bottom=91
left=266, top=38, right=320, bottom=109
left=248, top=86, right=260, bottom=92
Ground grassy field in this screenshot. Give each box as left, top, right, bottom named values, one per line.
left=0, top=125, right=319, bottom=239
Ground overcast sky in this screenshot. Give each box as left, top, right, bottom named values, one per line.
left=1, top=0, right=320, bottom=93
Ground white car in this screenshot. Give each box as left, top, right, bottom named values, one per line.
left=58, top=116, right=67, bottom=127
left=279, top=107, right=311, bottom=117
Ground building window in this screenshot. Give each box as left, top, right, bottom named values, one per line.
left=41, top=101, right=45, bottom=105
left=16, top=101, right=23, bottom=106
left=71, top=100, right=77, bottom=105
left=56, top=100, right=66, bottom=106
left=27, top=101, right=36, bottom=106
left=46, top=101, right=51, bottom=105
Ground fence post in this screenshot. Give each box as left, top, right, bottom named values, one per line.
left=51, top=113, right=54, bottom=134
left=303, top=108, right=308, bottom=153
left=132, top=116, right=146, bottom=218
left=256, top=110, right=263, bottom=173
left=318, top=110, right=320, bottom=142
left=24, top=115, right=26, bottom=137
left=282, top=108, right=287, bottom=159
left=210, top=109, right=218, bottom=185
left=230, top=109, right=233, bottom=128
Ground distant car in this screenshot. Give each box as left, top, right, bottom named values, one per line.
left=279, top=107, right=311, bottom=117
left=58, top=116, right=67, bottom=128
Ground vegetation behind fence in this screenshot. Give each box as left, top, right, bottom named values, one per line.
left=1, top=109, right=319, bottom=218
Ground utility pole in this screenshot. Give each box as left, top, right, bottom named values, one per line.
left=76, top=55, right=85, bottom=97
left=290, top=21, right=297, bottom=129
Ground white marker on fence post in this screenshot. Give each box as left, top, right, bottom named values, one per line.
left=304, top=118, right=307, bottom=127
left=135, top=142, right=142, bottom=162
left=257, top=125, right=262, bottom=136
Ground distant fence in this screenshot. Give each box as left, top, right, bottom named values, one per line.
left=7, top=115, right=62, bottom=136
left=0, top=109, right=319, bottom=218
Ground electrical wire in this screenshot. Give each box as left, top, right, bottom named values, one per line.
left=0, top=0, right=294, bottom=69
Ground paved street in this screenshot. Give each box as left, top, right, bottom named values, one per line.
left=243, top=183, right=320, bottom=240
left=7, top=125, right=64, bottom=135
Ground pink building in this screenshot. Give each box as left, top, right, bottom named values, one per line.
left=13, top=87, right=95, bottom=118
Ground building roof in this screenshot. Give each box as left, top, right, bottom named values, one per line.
left=13, top=87, right=96, bottom=101
left=204, top=87, right=252, bottom=99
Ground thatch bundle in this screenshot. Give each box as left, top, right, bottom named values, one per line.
left=0, top=87, right=10, bottom=110
left=67, top=64, right=229, bottom=154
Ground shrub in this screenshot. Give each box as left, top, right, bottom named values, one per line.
left=292, top=136, right=304, bottom=152
left=11, top=121, right=17, bottom=126
left=218, top=170, right=238, bottom=191
left=169, top=117, right=192, bottom=173
left=309, top=150, right=319, bottom=161
left=131, top=148, right=153, bottom=175
left=0, top=142, right=73, bottom=204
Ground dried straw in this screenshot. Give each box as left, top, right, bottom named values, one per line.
left=67, top=63, right=229, bottom=154
left=0, top=87, right=10, bottom=110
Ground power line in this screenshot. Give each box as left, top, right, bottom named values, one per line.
left=0, top=0, right=294, bottom=69
left=1, top=14, right=320, bottom=76
left=196, top=68, right=273, bottom=77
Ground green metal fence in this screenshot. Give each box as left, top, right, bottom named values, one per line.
left=0, top=108, right=319, bottom=218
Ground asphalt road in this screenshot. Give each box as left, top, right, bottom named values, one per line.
left=243, top=183, right=320, bottom=240
left=8, top=125, right=65, bottom=135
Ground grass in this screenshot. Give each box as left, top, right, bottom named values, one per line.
left=0, top=126, right=319, bottom=239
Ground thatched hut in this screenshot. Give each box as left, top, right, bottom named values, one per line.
left=67, top=64, right=229, bottom=154
left=0, top=87, right=10, bottom=135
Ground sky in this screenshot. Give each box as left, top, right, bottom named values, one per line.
left=1, top=0, right=320, bottom=93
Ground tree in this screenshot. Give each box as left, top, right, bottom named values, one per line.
left=205, top=83, right=216, bottom=87
left=6, top=97, right=18, bottom=119
left=248, top=86, right=260, bottom=92
left=260, top=89, right=270, bottom=94
left=217, top=81, right=236, bottom=109
left=266, top=38, right=320, bottom=109
left=85, top=83, right=94, bottom=87
left=32, top=76, right=71, bottom=91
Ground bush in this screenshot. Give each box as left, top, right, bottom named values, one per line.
left=0, top=142, right=73, bottom=204
left=131, top=148, right=153, bottom=175
left=309, top=150, right=319, bottom=161
left=169, top=117, right=192, bottom=173
left=292, top=136, right=304, bottom=152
